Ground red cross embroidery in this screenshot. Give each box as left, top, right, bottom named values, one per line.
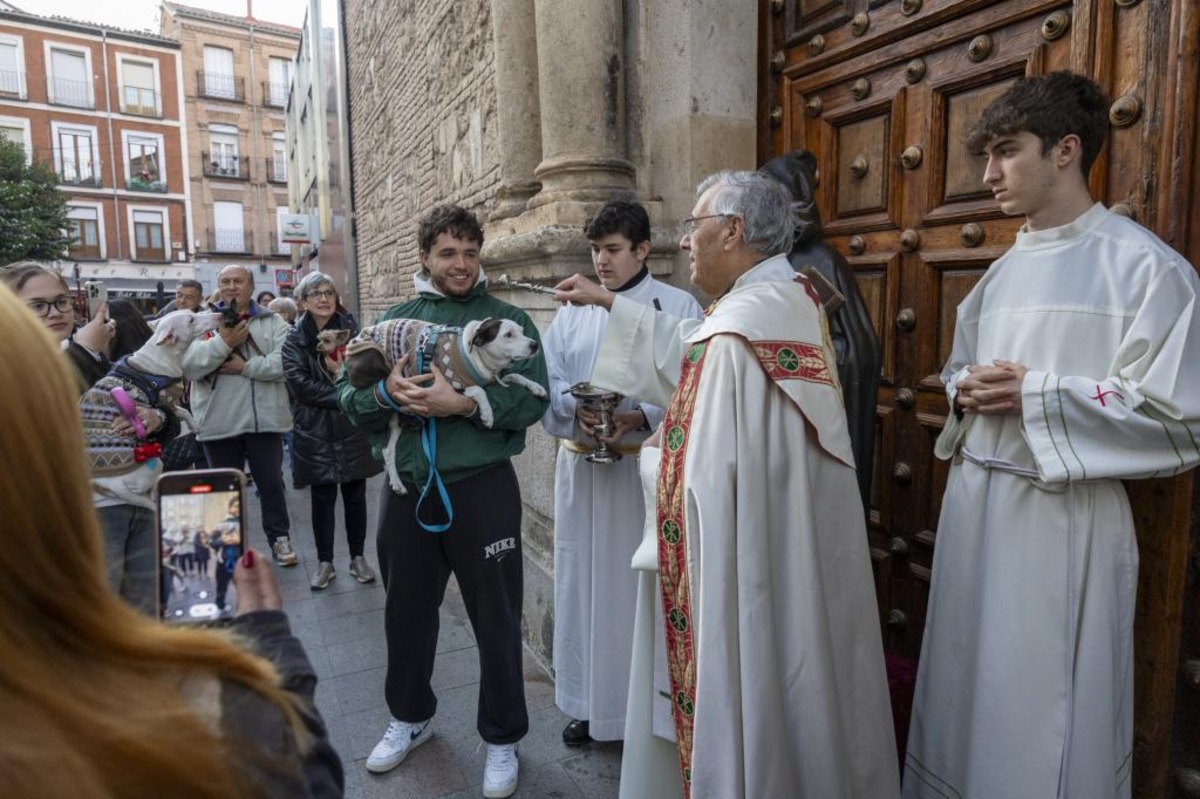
left=1089, top=385, right=1124, bottom=407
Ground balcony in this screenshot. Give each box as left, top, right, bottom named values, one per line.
left=266, top=157, right=287, bottom=184
left=49, top=76, right=94, bottom=109
left=202, top=152, right=249, bottom=181
left=207, top=228, right=253, bottom=254
left=0, top=69, right=26, bottom=100
left=121, top=85, right=160, bottom=117
left=262, top=81, right=288, bottom=108
left=126, top=172, right=168, bottom=193
left=197, top=70, right=245, bottom=103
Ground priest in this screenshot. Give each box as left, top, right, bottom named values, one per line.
left=554, top=170, right=899, bottom=799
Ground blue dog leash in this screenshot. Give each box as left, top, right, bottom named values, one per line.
left=413, top=326, right=454, bottom=533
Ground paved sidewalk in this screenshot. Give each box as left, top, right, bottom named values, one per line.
left=245, top=472, right=622, bottom=798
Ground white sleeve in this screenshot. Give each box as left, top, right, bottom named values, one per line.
left=1021, top=263, right=1200, bottom=481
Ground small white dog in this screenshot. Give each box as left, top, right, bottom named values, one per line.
left=345, top=317, right=547, bottom=493
left=82, top=310, right=222, bottom=507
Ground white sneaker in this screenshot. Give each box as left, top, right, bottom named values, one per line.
left=365, top=717, right=432, bottom=773
left=482, top=743, right=519, bottom=798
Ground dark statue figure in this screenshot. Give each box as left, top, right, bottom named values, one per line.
left=760, top=150, right=881, bottom=510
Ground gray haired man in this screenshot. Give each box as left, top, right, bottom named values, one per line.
left=554, top=171, right=899, bottom=798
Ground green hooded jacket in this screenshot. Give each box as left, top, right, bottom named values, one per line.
left=337, top=276, right=549, bottom=486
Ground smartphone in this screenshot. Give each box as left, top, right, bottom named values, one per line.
left=84, top=280, right=107, bottom=320
left=155, top=468, right=245, bottom=624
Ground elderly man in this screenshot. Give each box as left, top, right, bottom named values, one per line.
left=555, top=171, right=899, bottom=799
left=182, top=265, right=296, bottom=567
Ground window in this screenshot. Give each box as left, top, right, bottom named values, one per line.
left=0, top=35, right=25, bottom=99
left=266, top=57, right=291, bottom=106
left=269, top=133, right=287, bottom=182
left=212, top=201, right=245, bottom=252
left=67, top=205, right=102, bottom=260
left=207, top=125, right=240, bottom=177
left=202, top=46, right=237, bottom=99
left=0, top=115, right=30, bottom=162
left=132, top=209, right=166, bottom=261
left=53, top=122, right=100, bottom=186
left=120, top=57, right=158, bottom=116
left=124, top=132, right=165, bottom=192
left=47, top=45, right=92, bottom=108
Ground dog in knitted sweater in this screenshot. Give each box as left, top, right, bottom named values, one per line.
left=344, top=317, right=545, bottom=493
left=82, top=310, right=222, bottom=507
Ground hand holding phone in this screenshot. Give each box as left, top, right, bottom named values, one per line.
left=233, top=549, right=283, bottom=615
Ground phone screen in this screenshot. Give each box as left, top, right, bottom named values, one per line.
left=156, top=470, right=244, bottom=624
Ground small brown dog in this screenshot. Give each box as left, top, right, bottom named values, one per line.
left=315, top=329, right=352, bottom=378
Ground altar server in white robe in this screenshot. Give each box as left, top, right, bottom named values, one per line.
left=903, top=72, right=1200, bottom=799
left=542, top=201, right=702, bottom=746
left=555, top=170, right=899, bottom=799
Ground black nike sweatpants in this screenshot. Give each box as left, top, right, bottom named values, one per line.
left=377, top=460, right=528, bottom=744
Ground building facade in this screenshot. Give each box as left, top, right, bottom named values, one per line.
left=285, top=0, right=357, bottom=312
left=159, top=1, right=298, bottom=297
left=0, top=7, right=194, bottom=299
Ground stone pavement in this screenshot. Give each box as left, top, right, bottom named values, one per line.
left=245, top=471, right=623, bottom=798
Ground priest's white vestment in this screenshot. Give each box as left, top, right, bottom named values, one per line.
left=593, top=254, right=900, bottom=799
left=542, top=273, right=702, bottom=740
left=904, top=204, right=1200, bottom=799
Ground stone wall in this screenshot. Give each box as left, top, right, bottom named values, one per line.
left=343, top=0, right=500, bottom=319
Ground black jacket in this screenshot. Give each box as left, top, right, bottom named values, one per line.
left=282, top=313, right=381, bottom=489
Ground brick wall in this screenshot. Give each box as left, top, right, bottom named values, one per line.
left=343, top=0, right=500, bottom=320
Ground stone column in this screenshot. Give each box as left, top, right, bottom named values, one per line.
left=489, top=0, right=543, bottom=221
left=528, top=0, right=635, bottom=209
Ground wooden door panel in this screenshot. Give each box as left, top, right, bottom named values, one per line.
left=834, top=114, right=891, bottom=216
left=848, top=254, right=899, bottom=383
left=939, top=81, right=1013, bottom=203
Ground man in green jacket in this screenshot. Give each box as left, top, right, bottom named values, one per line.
left=338, top=205, right=548, bottom=799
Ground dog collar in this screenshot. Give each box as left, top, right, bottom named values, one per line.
left=416, top=325, right=488, bottom=389
left=111, top=357, right=179, bottom=406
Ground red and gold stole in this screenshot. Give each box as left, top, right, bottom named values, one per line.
left=656, top=339, right=709, bottom=796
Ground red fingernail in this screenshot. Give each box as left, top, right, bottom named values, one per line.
left=242, top=550, right=254, bottom=568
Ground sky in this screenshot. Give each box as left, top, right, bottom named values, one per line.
left=20, top=0, right=306, bottom=33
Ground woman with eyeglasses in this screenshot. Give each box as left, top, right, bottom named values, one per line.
left=281, top=272, right=381, bottom=590
left=2, top=262, right=171, bottom=614
left=1, top=261, right=115, bottom=391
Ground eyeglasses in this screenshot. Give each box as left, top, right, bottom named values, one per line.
left=681, top=213, right=732, bottom=236
left=307, top=289, right=336, bottom=299
left=26, top=295, right=74, bottom=317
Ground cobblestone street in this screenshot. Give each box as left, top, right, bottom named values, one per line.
left=246, top=473, right=622, bottom=798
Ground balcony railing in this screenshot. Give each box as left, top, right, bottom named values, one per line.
left=133, top=247, right=169, bottom=263
left=126, top=173, right=168, bottom=193
left=202, top=152, right=249, bottom=180
left=121, top=85, right=160, bottom=117
left=197, top=70, right=244, bottom=102
left=266, top=157, right=287, bottom=184
left=207, top=228, right=254, bottom=254
left=67, top=241, right=102, bottom=261
left=0, top=69, right=26, bottom=99
left=262, top=80, right=288, bottom=108
left=58, top=170, right=103, bottom=188
left=49, top=76, right=94, bottom=109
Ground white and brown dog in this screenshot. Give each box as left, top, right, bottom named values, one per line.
left=82, top=310, right=222, bottom=507
left=344, top=317, right=547, bottom=493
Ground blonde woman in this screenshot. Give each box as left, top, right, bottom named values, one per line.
left=0, top=283, right=343, bottom=797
